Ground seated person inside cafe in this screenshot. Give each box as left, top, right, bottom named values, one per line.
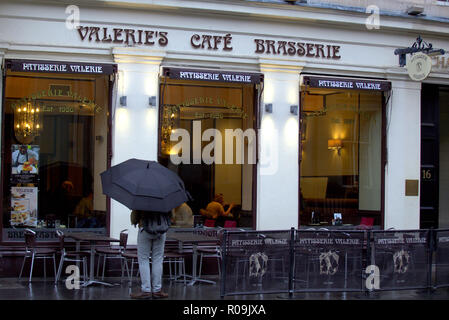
left=73, top=190, right=100, bottom=228
left=171, top=202, right=194, bottom=228
left=200, top=193, right=236, bottom=226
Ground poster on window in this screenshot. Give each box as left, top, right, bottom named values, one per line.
left=10, top=186, right=38, bottom=227
left=11, top=144, right=39, bottom=184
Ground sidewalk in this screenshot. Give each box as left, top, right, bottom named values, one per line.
left=0, top=276, right=448, bottom=300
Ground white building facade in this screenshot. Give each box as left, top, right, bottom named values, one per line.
left=1, top=0, right=449, bottom=245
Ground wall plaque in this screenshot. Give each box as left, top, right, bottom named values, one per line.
left=405, top=179, right=419, bottom=196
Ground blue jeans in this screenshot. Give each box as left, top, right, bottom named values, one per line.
left=137, top=228, right=166, bottom=293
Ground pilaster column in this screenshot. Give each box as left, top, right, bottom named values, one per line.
left=257, top=61, right=302, bottom=230
left=110, top=47, right=165, bottom=242
left=384, top=77, right=421, bottom=230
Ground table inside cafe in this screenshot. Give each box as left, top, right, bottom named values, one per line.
left=299, top=223, right=381, bottom=230
left=166, top=229, right=220, bottom=286
left=64, top=231, right=120, bottom=287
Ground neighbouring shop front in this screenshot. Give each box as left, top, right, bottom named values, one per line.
left=1, top=59, right=116, bottom=242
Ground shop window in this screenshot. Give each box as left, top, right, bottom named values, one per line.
left=158, top=78, right=257, bottom=229
left=300, top=88, right=383, bottom=226
left=2, top=70, right=110, bottom=240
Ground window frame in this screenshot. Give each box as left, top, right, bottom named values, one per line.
left=0, top=59, right=116, bottom=244
left=157, top=69, right=263, bottom=229
left=298, top=74, right=389, bottom=229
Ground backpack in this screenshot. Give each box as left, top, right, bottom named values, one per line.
left=141, top=211, right=171, bottom=235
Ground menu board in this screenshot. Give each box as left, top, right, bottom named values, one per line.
left=11, top=144, right=39, bottom=184
left=10, top=186, right=38, bottom=227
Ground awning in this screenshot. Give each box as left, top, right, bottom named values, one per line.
left=5, top=59, right=117, bottom=75
left=163, top=67, right=263, bottom=84
left=302, top=75, right=391, bottom=91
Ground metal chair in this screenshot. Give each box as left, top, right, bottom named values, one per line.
left=198, top=245, right=222, bottom=278
left=163, top=250, right=187, bottom=285
left=19, top=228, right=57, bottom=282
left=54, top=230, right=89, bottom=284
left=121, top=249, right=141, bottom=284
left=95, top=229, right=128, bottom=281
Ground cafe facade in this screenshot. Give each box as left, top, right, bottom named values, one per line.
left=1, top=0, right=449, bottom=251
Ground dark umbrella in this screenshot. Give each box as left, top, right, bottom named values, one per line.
left=100, top=158, right=191, bottom=212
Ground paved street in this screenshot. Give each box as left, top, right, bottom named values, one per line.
left=0, top=276, right=448, bottom=300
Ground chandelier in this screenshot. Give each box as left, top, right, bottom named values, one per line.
left=14, top=102, right=41, bottom=144
left=161, top=106, right=179, bottom=155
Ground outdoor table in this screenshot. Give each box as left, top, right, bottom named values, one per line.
left=167, top=229, right=219, bottom=286
left=64, top=232, right=120, bottom=287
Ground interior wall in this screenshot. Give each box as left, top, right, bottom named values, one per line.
left=93, top=77, right=108, bottom=212
left=242, top=86, right=254, bottom=211
left=214, top=118, right=242, bottom=205
left=301, top=92, right=359, bottom=178
left=359, top=93, right=382, bottom=211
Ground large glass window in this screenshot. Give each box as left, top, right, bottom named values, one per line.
left=158, top=78, right=257, bottom=228
left=300, top=87, right=383, bottom=226
left=2, top=69, right=110, bottom=240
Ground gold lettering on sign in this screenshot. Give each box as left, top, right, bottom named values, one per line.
left=14, top=91, right=102, bottom=114
left=254, top=38, right=341, bottom=59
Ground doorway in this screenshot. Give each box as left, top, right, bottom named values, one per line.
left=420, top=84, right=449, bottom=229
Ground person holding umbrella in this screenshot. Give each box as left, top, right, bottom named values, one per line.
left=100, top=159, right=191, bottom=299
left=129, top=209, right=170, bottom=299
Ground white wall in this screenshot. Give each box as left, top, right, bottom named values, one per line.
left=384, top=78, right=421, bottom=230
left=110, top=48, right=163, bottom=244
left=2, top=0, right=449, bottom=233
left=257, top=64, right=300, bottom=230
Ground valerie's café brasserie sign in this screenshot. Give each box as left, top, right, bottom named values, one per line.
left=75, top=25, right=342, bottom=60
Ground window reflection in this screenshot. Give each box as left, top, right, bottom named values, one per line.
left=159, top=78, right=256, bottom=228
left=3, top=71, right=109, bottom=234
left=300, top=89, right=383, bottom=226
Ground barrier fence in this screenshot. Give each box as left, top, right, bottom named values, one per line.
left=219, top=228, right=448, bottom=297
left=220, top=229, right=292, bottom=296
left=293, top=230, right=367, bottom=293
left=371, top=230, right=432, bottom=291
left=434, top=229, right=449, bottom=289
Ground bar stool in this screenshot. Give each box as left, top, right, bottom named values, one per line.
left=54, top=230, right=89, bottom=284
left=19, top=229, right=57, bottom=282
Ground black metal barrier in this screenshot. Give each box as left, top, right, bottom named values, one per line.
left=219, top=228, right=446, bottom=297
left=371, top=230, right=432, bottom=291
left=293, top=230, right=367, bottom=293
left=220, top=229, right=292, bottom=296
left=434, top=229, right=449, bottom=289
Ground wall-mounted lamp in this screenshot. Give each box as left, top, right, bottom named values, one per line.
left=265, top=103, right=273, bottom=113
left=328, top=139, right=343, bottom=155
left=290, top=105, right=298, bottom=115
left=119, top=96, right=127, bottom=107
left=149, top=96, right=157, bottom=108
left=406, top=5, right=424, bottom=16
